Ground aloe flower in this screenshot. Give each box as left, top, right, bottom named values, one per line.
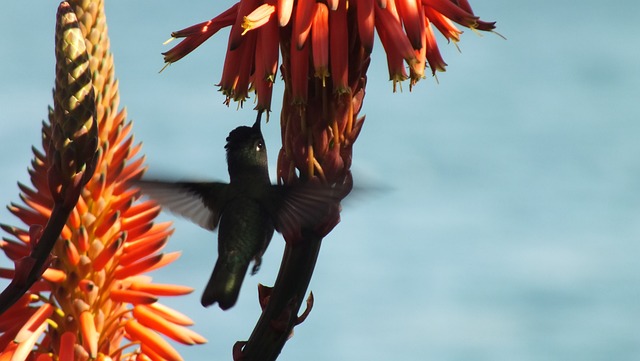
left=0, top=1, right=204, bottom=360
left=161, top=0, right=495, bottom=359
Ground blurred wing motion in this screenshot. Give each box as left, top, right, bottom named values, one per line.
left=134, top=180, right=228, bottom=230
left=269, top=184, right=346, bottom=239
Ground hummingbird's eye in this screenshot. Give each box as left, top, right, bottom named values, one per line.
left=255, top=141, right=264, bottom=152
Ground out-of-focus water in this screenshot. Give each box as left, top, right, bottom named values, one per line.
left=1, top=1, right=639, bottom=360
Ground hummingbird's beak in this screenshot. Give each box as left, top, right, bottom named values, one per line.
left=253, top=111, right=263, bottom=131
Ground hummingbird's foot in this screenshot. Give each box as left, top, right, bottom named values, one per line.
left=251, top=256, right=262, bottom=275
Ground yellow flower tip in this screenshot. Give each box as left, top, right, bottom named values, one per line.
left=162, top=37, right=175, bottom=46
left=241, top=4, right=275, bottom=35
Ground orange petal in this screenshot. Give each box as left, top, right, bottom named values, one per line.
left=125, top=320, right=183, bottom=361
left=121, top=204, right=160, bottom=231
left=421, top=0, right=478, bottom=28
left=145, top=304, right=194, bottom=326
left=42, top=268, right=67, bottom=283
left=110, top=137, right=134, bottom=171
left=170, top=3, right=238, bottom=39
left=259, top=1, right=280, bottom=80
left=60, top=224, right=72, bottom=241
left=0, top=239, right=29, bottom=260
left=64, top=239, right=80, bottom=266
left=242, top=4, right=275, bottom=35
left=90, top=173, right=107, bottom=202
left=13, top=303, right=53, bottom=344
left=18, top=193, right=52, bottom=219
left=58, top=332, right=76, bottom=361
left=78, top=279, right=96, bottom=293
left=219, top=38, right=242, bottom=99
left=122, top=202, right=160, bottom=219
left=94, top=210, right=120, bottom=238
left=0, top=306, right=35, bottom=333
left=397, top=0, right=425, bottom=49
left=120, top=236, right=168, bottom=266
left=110, top=289, right=158, bottom=305
left=122, top=221, right=154, bottom=244
left=293, top=0, right=316, bottom=49
left=289, top=35, right=310, bottom=104
left=410, top=22, right=427, bottom=88
left=92, top=234, right=124, bottom=272
left=228, top=0, right=261, bottom=50
left=254, top=2, right=279, bottom=113
left=375, top=4, right=417, bottom=62
left=355, top=0, right=375, bottom=54
left=0, top=224, right=29, bottom=244
left=424, top=18, right=447, bottom=74
left=77, top=226, right=89, bottom=253
left=13, top=321, right=48, bottom=361
left=0, top=342, right=18, bottom=361
left=424, top=5, right=462, bottom=42
left=79, top=310, right=98, bottom=358
left=311, top=2, right=329, bottom=85
left=123, top=224, right=171, bottom=252
left=114, top=252, right=181, bottom=280
left=277, top=0, right=294, bottom=26
left=140, top=344, right=166, bottom=361
left=116, top=156, right=146, bottom=186
left=109, top=188, right=138, bottom=214
left=8, top=204, right=48, bottom=229
left=129, top=282, right=193, bottom=296
left=128, top=142, right=143, bottom=162
left=133, top=306, right=205, bottom=345
left=231, top=31, right=257, bottom=104
left=329, top=0, right=349, bottom=93
left=253, top=31, right=274, bottom=114
left=16, top=183, right=49, bottom=214
left=326, top=0, right=340, bottom=11
left=75, top=194, right=88, bottom=216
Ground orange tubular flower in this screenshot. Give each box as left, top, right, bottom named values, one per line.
left=161, top=0, right=496, bottom=359
left=165, top=0, right=496, bottom=112
left=0, top=1, right=204, bottom=360
left=311, top=3, right=330, bottom=86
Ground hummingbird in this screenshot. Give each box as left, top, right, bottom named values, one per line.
left=134, top=115, right=344, bottom=310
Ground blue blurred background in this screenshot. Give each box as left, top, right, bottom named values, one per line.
left=1, top=1, right=639, bottom=360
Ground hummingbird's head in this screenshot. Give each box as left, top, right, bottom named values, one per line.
left=225, top=120, right=268, bottom=179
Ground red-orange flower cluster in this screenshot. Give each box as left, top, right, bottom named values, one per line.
left=164, top=0, right=495, bottom=110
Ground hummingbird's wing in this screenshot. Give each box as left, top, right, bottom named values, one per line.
left=134, top=180, right=229, bottom=231
left=267, top=184, right=345, bottom=239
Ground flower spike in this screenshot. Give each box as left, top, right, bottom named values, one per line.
left=1, top=2, right=204, bottom=360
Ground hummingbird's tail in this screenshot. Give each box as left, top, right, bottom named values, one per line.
left=201, top=258, right=249, bottom=310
